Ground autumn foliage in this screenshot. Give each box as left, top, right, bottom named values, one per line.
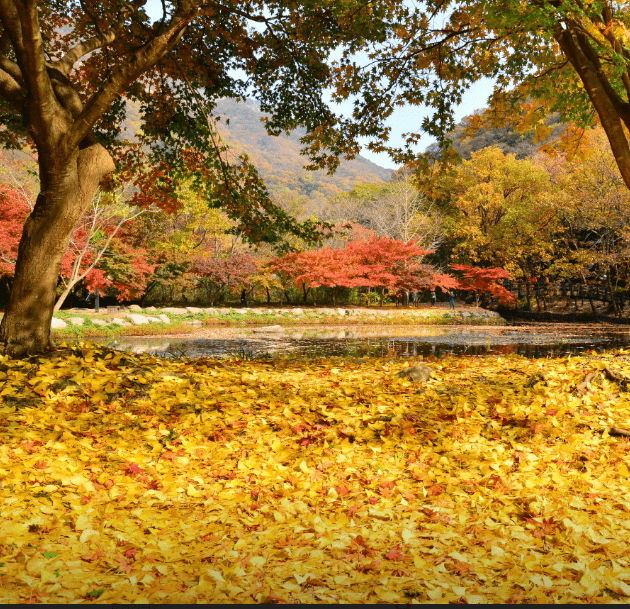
left=269, top=235, right=451, bottom=296
left=0, top=186, right=30, bottom=276
left=451, top=265, right=515, bottom=305
left=2, top=346, right=630, bottom=602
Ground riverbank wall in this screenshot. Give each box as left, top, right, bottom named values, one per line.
left=42, top=305, right=505, bottom=340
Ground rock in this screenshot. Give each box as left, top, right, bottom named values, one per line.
left=158, top=314, right=170, bottom=324
left=337, top=308, right=347, bottom=316
left=51, top=317, right=67, bottom=329
left=291, top=308, right=303, bottom=315
left=252, top=325, right=285, bottom=333
left=461, top=311, right=471, bottom=317
left=92, top=318, right=109, bottom=326
left=146, top=316, right=162, bottom=323
left=218, top=308, right=231, bottom=315
left=67, top=317, right=84, bottom=326
left=161, top=307, right=188, bottom=315
left=204, top=308, right=218, bottom=315
left=186, top=306, right=203, bottom=314
left=127, top=314, right=149, bottom=325
left=110, top=317, right=129, bottom=326
left=396, top=365, right=432, bottom=383
left=129, top=304, right=142, bottom=311
left=145, top=306, right=157, bottom=312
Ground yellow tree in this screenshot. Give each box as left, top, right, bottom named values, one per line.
left=435, top=147, right=559, bottom=309
left=541, top=128, right=630, bottom=315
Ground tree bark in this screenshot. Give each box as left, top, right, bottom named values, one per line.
left=0, top=144, right=114, bottom=357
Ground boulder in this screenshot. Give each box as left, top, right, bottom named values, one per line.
left=291, top=308, right=303, bottom=315
left=67, top=317, right=85, bottom=326
left=129, top=304, right=142, bottom=311
left=161, top=307, right=188, bottom=315
left=337, top=308, right=347, bottom=315
left=146, top=316, right=162, bottom=323
left=127, top=314, right=149, bottom=325
left=204, top=308, right=218, bottom=315
left=110, top=317, right=129, bottom=326
left=186, top=306, right=203, bottom=314
left=91, top=318, right=109, bottom=326
left=158, top=314, right=170, bottom=324
left=218, top=308, right=232, bottom=315
left=396, top=365, right=432, bottom=383
left=145, top=306, right=157, bottom=312
left=51, top=317, right=67, bottom=329
left=252, top=325, right=285, bottom=333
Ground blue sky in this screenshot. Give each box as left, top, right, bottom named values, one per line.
left=143, top=1, right=494, bottom=170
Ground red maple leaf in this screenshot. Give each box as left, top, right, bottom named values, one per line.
left=117, top=556, right=133, bottom=573
left=385, top=545, right=405, bottom=561
left=80, top=550, right=103, bottom=563
left=426, top=484, right=444, bottom=497
left=123, top=548, right=139, bottom=559
left=125, top=462, right=144, bottom=476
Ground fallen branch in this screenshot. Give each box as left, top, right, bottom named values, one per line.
left=604, top=367, right=630, bottom=392
left=609, top=427, right=630, bottom=438
left=574, top=371, right=596, bottom=397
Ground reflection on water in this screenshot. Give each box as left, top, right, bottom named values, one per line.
left=105, top=325, right=630, bottom=359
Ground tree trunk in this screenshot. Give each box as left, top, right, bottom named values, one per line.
left=0, top=144, right=114, bottom=357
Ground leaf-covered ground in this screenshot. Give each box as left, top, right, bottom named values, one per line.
left=1, top=345, right=630, bottom=603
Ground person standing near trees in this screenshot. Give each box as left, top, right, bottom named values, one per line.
left=448, top=290, right=456, bottom=310
left=430, top=288, right=437, bottom=306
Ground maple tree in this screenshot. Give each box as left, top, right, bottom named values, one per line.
left=450, top=264, right=515, bottom=306
left=0, top=0, right=414, bottom=357
left=192, top=253, right=258, bottom=306
left=270, top=233, right=455, bottom=305
left=54, top=187, right=152, bottom=311
left=0, top=184, right=30, bottom=279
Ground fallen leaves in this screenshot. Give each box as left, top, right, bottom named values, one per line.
left=1, top=344, right=630, bottom=602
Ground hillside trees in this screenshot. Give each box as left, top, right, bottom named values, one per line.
left=0, top=0, right=416, bottom=357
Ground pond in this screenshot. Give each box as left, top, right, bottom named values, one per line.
left=104, top=323, right=630, bottom=359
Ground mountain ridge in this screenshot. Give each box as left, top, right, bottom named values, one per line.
left=211, top=98, right=392, bottom=198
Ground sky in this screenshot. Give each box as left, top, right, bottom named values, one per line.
left=143, top=1, right=495, bottom=170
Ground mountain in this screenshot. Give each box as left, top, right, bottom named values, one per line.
left=424, top=113, right=566, bottom=160
left=212, top=98, right=392, bottom=198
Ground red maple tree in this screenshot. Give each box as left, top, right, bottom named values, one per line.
left=0, top=185, right=31, bottom=277
left=450, top=264, right=515, bottom=304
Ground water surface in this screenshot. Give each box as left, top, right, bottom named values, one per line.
left=105, top=323, right=630, bottom=359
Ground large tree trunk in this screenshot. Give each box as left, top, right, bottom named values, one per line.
left=0, top=144, right=114, bottom=358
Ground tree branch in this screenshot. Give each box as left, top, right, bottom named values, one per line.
left=0, top=65, right=24, bottom=110
left=56, top=0, right=146, bottom=75
left=64, top=10, right=193, bottom=156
